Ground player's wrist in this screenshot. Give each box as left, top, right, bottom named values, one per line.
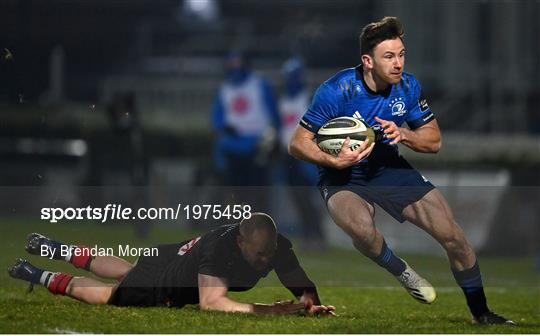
left=399, top=127, right=410, bottom=143
left=321, top=151, right=340, bottom=169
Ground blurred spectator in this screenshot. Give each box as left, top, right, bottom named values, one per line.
left=211, top=50, right=280, bottom=209
left=278, top=57, right=326, bottom=250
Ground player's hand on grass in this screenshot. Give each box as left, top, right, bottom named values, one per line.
left=332, top=137, right=375, bottom=169
left=374, top=117, right=402, bottom=145
left=305, top=304, right=337, bottom=317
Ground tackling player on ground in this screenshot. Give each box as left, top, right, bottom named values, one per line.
left=8, top=213, right=334, bottom=316
left=289, top=16, right=513, bottom=325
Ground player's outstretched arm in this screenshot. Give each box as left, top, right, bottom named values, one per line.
left=289, top=125, right=374, bottom=169
left=197, top=273, right=305, bottom=315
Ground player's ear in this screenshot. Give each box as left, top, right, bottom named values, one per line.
left=236, top=234, right=244, bottom=248
left=361, top=54, right=372, bottom=69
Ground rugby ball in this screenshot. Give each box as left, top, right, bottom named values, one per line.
left=316, top=117, right=375, bottom=156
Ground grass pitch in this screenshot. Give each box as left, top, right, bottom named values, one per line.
left=0, top=219, right=538, bottom=333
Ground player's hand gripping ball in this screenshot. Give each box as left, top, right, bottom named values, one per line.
left=316, top=117, right=375, bottom=156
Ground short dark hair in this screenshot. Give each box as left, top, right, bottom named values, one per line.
left=359, top=16, right=404, bottom=55
left=239, top=212, right=277, bottom=241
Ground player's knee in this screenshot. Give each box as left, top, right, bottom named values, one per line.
left=118, top=264, right=133, bottom=282
left=351, top=224, right=377, bottom=247
left=95, top=288, right=113, bottom=305
left=441, top=233, right=471, bottom=255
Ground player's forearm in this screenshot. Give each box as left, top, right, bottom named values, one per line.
left=200, top=298, right=300, bottom=315
left=289, top=136, right=336, bottom=167
left=399, top=127, right=441, bottom=153
left=199, top=296, right=254, bottom=313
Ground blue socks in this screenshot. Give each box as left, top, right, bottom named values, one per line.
left=373, top=240, right=406, bottom=276
left=452, top=261, right=489, bottom=317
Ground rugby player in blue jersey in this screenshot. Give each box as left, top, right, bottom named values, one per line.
left=289, top=16, right=513, bottom=325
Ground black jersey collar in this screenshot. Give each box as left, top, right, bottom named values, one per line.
left=355, top=65, right=392, bottom=98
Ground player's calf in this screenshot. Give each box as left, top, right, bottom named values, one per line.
left=26, top=233, right=94, bottom=270
left=442, top=238, right=476, bottom=270
left=66, top=277, right=115, bottom=304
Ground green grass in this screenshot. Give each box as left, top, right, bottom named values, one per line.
left=0, top=219, right=538, bottom=333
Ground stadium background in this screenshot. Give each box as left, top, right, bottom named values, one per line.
left=0, top=0, right=539, bottom=333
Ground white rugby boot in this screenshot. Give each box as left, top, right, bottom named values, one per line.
left=395, top=261, right=437, bottom=304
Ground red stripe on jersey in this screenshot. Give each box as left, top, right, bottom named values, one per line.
left=178, top=237, right=201, bottom=256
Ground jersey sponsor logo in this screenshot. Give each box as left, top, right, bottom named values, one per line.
left=389, top=97, right=407, bottom=117
left=422, top=112, right=434, bottom=122
left=352, top=111, right=364, bottom=121
left=178, top=237, right=201, bottom=256
left=419, top=97, right=429, bottom=112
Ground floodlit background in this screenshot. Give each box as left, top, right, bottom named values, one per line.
left=0, top=0, right=539, bottom=257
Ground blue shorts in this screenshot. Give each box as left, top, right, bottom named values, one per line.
left=318, top=157, right=434, bottom=223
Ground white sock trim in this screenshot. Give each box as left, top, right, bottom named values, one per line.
left=40, top=271, right=55, bottom=287
left=63, top=245, right=76, bottom=262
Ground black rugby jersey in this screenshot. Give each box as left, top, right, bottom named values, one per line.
left=136, top=223, right=311, bottom=307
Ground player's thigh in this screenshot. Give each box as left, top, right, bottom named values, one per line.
left=401, top=188, right=467, bottom=244
left=91, top=256, right=133, bottom=281
left=327, top=190, right=375, bottom=239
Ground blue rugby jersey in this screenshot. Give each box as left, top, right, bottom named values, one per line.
left=300, top=65, right=435, bottom=181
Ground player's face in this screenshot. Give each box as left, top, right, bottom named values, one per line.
left=369, top=38, right=405, bottom=85
left=237, top=231, right=277, bottom=272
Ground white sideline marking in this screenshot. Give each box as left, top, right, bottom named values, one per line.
left=47, top=328, right=94, bottom=334
left=377, top=286, right=509, bottom=293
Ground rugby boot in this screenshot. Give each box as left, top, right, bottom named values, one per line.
left=25, top=233, right=67, bottom=260
left=8, top=258, right=42, bottom=292
left=395, top=262, right=437, bottom=304
left=473, top=311, right=515, bottom=325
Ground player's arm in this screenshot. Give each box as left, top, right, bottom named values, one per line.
left=276, top=267, right=336, bottom=316
left=375, top=117, right=441, bottom=153
left=274, top=237, right=335, bottom=316
left=399, top=119, right=441, bottom=153
left=197, top=273, right=305, bottom=315
left=289, top=125, right=374, bottom=169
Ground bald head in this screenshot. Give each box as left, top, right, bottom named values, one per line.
left=239, top=212, right=277, bottom=242
left=237, top=213, right=278, bottom=272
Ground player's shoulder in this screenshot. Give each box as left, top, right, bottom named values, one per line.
left=313, top=67, right=357, bottom=101
left=202, top=224, right=238, bottom=246
left=196, top=224, right=239, bottom=263
left=398, top=71, right=421, bottom=93
left=323, top=67, right=357, bottom=90
left=277, top=233, right=293, bottom=249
